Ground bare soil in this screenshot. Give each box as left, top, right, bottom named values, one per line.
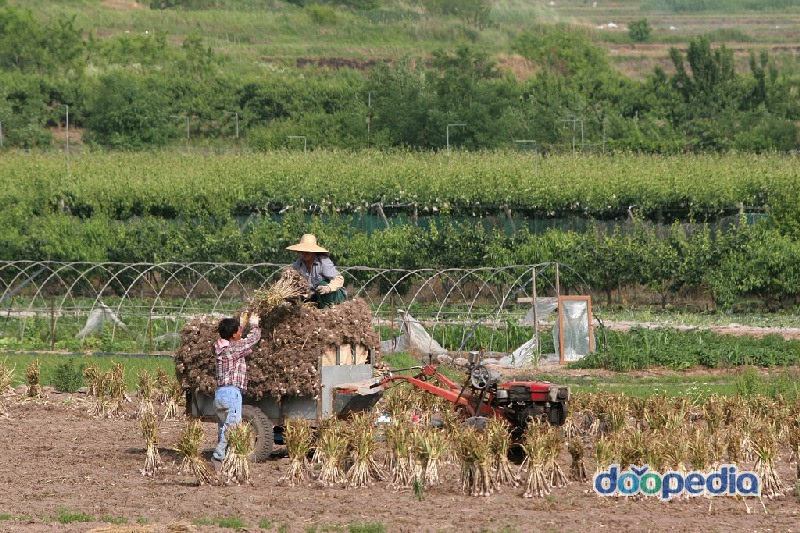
left=100, top=0, right=145, bottom=11
left=1, top=389, right=798, bottom=533
left=604, top=321, right=800, bottom=341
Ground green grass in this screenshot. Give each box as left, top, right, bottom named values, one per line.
left=315, top=525, right=345, bottom=532
left=9, top=0, right=800, bottom=70
left=4, top=332, right=797, bottom=398
left=217, top=516, right=247, bottom=531
left=192, top=515, right=386, bottom=533
left=382, top=352, right=463, bottom=382
left=348, top=524, right=386, bottom=533
left=193, top=515, right=247, bottom=530
left=100, top=515, right=128, bottom=525
left=0, top=514, right=33, bottom=522
left=532, top=365, right=800, bottom=399
left=259, top=518, right=276, bottom=529
left=1, top=354, right=175, bottom=392
left=535, top=371, right=739, bottom=398
left=381, top=352, right=422, bottom=371
left=2, top=510, right=384, bottom=532
left=54, top=507, right=93, bottom=524
left=576, top=326, right=800, bottom=371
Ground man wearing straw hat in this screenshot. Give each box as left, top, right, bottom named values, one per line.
left=287, top=234, right=347, bottom=308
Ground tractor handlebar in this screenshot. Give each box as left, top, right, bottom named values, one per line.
left=369, top=365, right=426, bottom=388
left=387, top=365, right=425, bottom=374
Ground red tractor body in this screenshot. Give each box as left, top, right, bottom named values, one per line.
left=376, top=363, right=570, bottom=434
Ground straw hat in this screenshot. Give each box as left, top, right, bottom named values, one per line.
left=286, top=234, right=329, bottom=253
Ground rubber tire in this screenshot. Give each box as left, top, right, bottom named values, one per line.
left=241, top=404, right=274, bottom=462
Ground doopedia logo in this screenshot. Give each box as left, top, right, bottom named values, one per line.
left=593, top=464, right=760, bottom=500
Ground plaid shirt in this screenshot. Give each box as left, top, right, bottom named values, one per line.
left=215, top=327, right=261, bottom=391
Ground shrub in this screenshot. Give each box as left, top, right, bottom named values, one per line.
left=306, top=5, right=337, bottom=25
left=735, top=365, right=764, bottom=397
left=628, top=18, right=651, bottom=42
left=52, top=358, right=85, bottom=393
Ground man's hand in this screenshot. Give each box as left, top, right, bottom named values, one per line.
left=316, top=284, right=332, bottom=295
left=248, top=314, right=260, bottom=327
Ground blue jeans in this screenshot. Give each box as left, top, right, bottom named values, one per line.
left=213, top=386, right=242, bottom=460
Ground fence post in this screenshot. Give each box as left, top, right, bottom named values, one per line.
left=148, top=309, right=153, bottom=353
left=555, top=263, right=560, bottom=297
left=532, top=266, right=539, bottom=363
left=390, top=295, right=394, bottom=342
left=50, top=297, right=55, bottom=350
left=503, top=204, right=516, bottom=233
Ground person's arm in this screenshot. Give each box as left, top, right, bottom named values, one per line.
left=227, top=316, right=262, bottom=358
left=320, top=276, right=344, bottom=292
left=316, top=256, right=344, bottom=294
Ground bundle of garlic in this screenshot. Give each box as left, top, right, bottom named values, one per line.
left=174, top=296, right=380, bottom=400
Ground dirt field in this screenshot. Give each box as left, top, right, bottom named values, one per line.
left=1, top=386, right=798, bottom=533
left=604, top=321, right=800, bottom=341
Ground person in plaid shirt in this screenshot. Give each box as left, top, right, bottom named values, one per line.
left=212, top=314, right=261, bottom=462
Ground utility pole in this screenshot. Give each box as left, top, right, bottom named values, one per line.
left=602, top=117, right=607, bottom=154
left=65, top=105, right=70, bottom=175
left=224, top=111, right=239, bottom=139
left=366, top=92, right=372, bottom=149
left=560, top=116, right=584, bottom=152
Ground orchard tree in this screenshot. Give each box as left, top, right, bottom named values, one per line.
left=0, top=5, right=84, bottom=74
left=84, top=72, right=175, bottom=149
left=628, top=18, right=651, bottom=43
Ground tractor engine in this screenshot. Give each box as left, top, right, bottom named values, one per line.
left=493, top=381, right=570, bottom=429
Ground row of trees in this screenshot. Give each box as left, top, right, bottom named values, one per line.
left=1, top=2, right=799, bottom=151
left=1, top=209, right=798, bottom=311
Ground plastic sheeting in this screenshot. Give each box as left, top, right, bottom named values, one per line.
left=518, top=297, right=559, bottom=326
left=379, top=310, right=447, bottom=355
left=506, top=297, right=592, bottom=367
left=75, top=303, right=127, bottom=339
left=493, top=337, right=539, bottom=367
left=553, top=299, right=592, bottom=362
left=495, top=297, right=560, bottom=367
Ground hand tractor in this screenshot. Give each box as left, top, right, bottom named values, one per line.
left=373, top=351, right=570, bottom=437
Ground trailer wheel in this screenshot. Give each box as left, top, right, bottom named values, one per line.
left=242, top=404, right=274, bottom=462
left=548, top=402, right=567, bottom=426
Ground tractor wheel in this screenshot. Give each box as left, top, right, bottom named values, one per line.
left=242, top=404, right=274, bottom=462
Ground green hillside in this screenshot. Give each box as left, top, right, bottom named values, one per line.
left=1, top=0, right=799, bottom=151
left=12, top=0, right=800, bottom=61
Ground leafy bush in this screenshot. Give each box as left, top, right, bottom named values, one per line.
left=735, top=365, right=764, bottom=396
left=306, top=5, right=337, bottom=25
left=52, top=358, right=85, bottom=393
left=83, top=72, right=175, bottom=149
left=685, top=363, right=797, bottom=399
left=628, top=18, right=651, bottom=42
